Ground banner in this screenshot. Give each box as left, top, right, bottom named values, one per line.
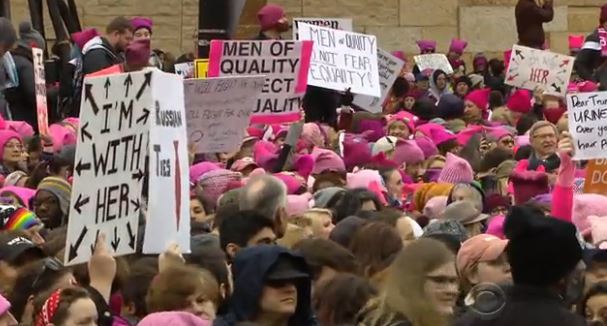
left=353, top=48, right=404, bottom=113
left=585, top=159, right=607, bottom=195
left=567, top=91, right=607, bottom=160
left=185, top=76, right=265, bottom=154
left=413, top=54, right=453, bottom=75
left=143, top=71, right=190, bottom=254
left=64, top=71, right=149, bottom=265
left=297, top=23, right=380, bottom=97
left=175, top=62, right=194, bottom=79
left=505, top=45, right=574, bottom=96
left=195, top=59, right=209, bottom=79
left=208, top=40, right=313, bottom=124
left=32, top=47, right=49, bottom=135
left=292, top=17, right=353, bottom=40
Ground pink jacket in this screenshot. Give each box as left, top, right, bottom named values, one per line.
left=551, top=153, right=575, bottom=223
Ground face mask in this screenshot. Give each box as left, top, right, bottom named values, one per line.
left=543, top=106, right=566, bottom=124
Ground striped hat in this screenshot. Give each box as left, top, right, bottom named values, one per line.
left=0, top=205, right=39, bottom=231
left=438, top=153, right=474, bottom=184
left=37, top=177, right=71, bottom=218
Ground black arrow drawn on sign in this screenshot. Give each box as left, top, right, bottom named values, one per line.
left=74, top=194, right=90, bottom=214
left=132, top=169, right=144, bottom=182
left=131, top=198, right=141, bottom=213
left=84, top=84, right=100, bottom=115
left=111, top=226, right=121, bottom=252
left=75, top=159, right=91, bottom=176
left=124, top=74, right=133, bottom=97
left=68, top=226, right=88, bottom=261
left=80, top=122, right=92, bottom=143
left=515, top=49, right=524, bottom=60
left=550, top=83, right=562, bottom=94
left=104, top=78, right=111, bottom=99
left=90, top=229, right=100, bottom=255
left=136, top=108, right=150, bottom=125
left=126, top=222, right=136, bottom=250
left=136, top=71, right=152, bottom=100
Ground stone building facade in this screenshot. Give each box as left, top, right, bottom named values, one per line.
left=8, top=0, right=606, bottom=64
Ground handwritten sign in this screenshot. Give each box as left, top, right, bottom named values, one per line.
left=195, top=59, right=209, bottom=79
left=292, top=17, right=353, bottom=40
left=505, top=45, right=574, bottom=96
left=567, top=91, right=607, bottom=160
left=32, top=47, right=49, bottom=135
left=208, top=40, right=312, bottom=124
left=185, top=76, right=265, bottom=154
left=297, top=23, right=380, bottom=97
left=413, top=54, right=453, bottom=75
left=175, top=62, right=194, bottom=79
left=585, top=159, right=607, bottom=195
left=143, top=70, right=190, bottom=254
left=64, top=71, right=149, bottom=265
left=353, top=48, right=404, bottom=113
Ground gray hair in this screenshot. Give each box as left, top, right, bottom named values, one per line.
left=240, top=175, right=287, bottom=220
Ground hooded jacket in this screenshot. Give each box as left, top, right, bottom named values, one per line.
left=213, top=245, right=316, bottom=326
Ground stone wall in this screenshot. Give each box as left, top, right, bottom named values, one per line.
left=8, top=0, right=606, bottom=63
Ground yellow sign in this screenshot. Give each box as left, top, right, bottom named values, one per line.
left=585, top=159, right=607, bottom=195
left=195, top=59, right=209, bottom=79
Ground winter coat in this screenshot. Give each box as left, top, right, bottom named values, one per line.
left=574, top=29, right=606, bottom=83
left=5, top=45, right=37, bottom=129
left=515, top=0, right=554, bottom=49
left=82, top=36, right=121, bottom=75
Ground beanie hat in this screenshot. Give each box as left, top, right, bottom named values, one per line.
left=372, top=136, right=398, bottom=156
left=346, top=169, right=386, bottom=191
left=468, top=74, right=485, bottom=89
left=49, top=124, right=76, bottom=153
left=572, top=194, right=607, bottom=236
left=449, top=38, right=468, bottom=55
left=415, top=135, right=438, bottom=159
left=71, top=28, right=98, bottom=50
left=601, top=4, right=607, bottom=25
left=569, top=34, right=584, bottom=51
left=126, top=39, right=151, bottom=68
left=416, top=40, right=437, bottom=53
left=18, top=21, right=45, bottom=50
left=139, top=312, right=211, bottom=326
left=386, top=111, right=418, bottom=134
left=418, top=124, right=456, bottom=147
left=368, top=152, right=399, bottom=169
left=473, top=53, right=488, bottom=69
left=578, top=80, right=599, bottom=93
left=423, top=195, right=448, bottom=219
left=455, top=76, right=472, bottom=88
left=253, top=140, right=279, bottom=171
left=0, top=205, right=39, bottom=231
left=509, top=170, right=549, bottom=205
left=302, top=123, right=326, bottom=149
left=0, top=130, right=22, bottom=161
left=0, top=186, right=35, bottom=209
left=465, top=88, right=491, bottom=111
left=189, top=162, right=219, bottom=184
left=198, top=169, right=242, bottom=210
left=504, top=205, right=582, bottom=286
left=456, top=234, right=508, bottom=277
left=311, top=147, right=346, bottom=174
left=257, top=4, right=285, bottom=31
left=292, top=154, right=314, bottom=180
left=437, top=94, right=465, bottom=120
left=486, top=126, right=513, bottom=142
left=393, top=140, right=424, bottom=166
left=413, top=182, right=454, bottom=211
left=37, top=176, right=71, bottom=218
left=486, top=215, right=506, bottom=239
left=343, top=134, right=371, bottom=171
left=506, top=89, right=532, bottom=114
left=274, top=172, right=306, bottom=195
left=357, top=120, right=385, bottom=143
left=5, top=121, right=34, bottom=138
left=286, top=193, right=312, bottom=216
left=484, top=193, right=512, bottom=214
left=131, top=17, right=153, bottom=33
left=438, top=153, right=474, bottom=184
left=455, top=125, right=484, bottom=146
left=313, top=187, right=345, bottom=208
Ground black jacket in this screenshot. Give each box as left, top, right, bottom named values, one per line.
left=454, top=285, right=586, bottom=326
left=515, top=0, right=554, bottom=49
left=81, top=37, right=121, bottom=75
left=5, top=45, right=39, bottom=130
left=574, top=29, right=606, bottom=83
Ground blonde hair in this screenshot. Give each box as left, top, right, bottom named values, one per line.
left=277, top=223, right=312, bottom=249
left=303, top=209, right=333, bottom=236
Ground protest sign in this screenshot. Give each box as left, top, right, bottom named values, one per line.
left=64, top=71, right=149, bottom=265
left=567, top=91, right=607, bottom=160
left=185, top=76, right=265, bottom=154
left=413, top=54, right=453, bottom=75
left=174, top=62, right=194, bottom=79
left=208, top=40, right=313, bottom=124
left=292, top=17, right=353, bottom=40
left=297, top=23, right=380, bottom=97
left=195, top=59, right=209, bottom=79
left=505, top=45, right=574, bottom=96
left=353, top=48, right=405, bottom=113
left=585, top=159, right=607, bottom=195
left=32, top=47, right=49, bottom=135
left=143, top=70, right=190, bottom=254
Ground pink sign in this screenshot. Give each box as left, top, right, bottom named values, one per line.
left=208, top=40, right=312, bottom=124
left=32, top=47, right=48, bottom=135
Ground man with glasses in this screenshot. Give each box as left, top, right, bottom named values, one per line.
left=527, top=120, right=560, bottom=172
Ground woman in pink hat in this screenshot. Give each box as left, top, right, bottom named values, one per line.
left=131, top=17, right=163, bottom=70
left=0, top=130, right=25, bottom=177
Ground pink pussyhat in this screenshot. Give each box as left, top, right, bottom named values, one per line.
left=568, top=34, right=584, bottom=51
left=386, top=110, right=418, bottom=134
left=391, top=50, right=406, bottom=60
left=437, top=152, right=474, bottom=184
left=417, top=40, right=437, bottom=53
left=274, top=172, right=306, bottom=195
left=311, top=147, right=346, bottom=174
left=286, top=193, right=312, bottom=216
left=253, top=141, right=279, bottom=171
left=414, top=135, right=438, bottom=159
left=456, top=125, right=484, bottom=146
left=485, top=215, right=506, bottom=239
left=347, top=169, right=386, bottom=191
left=449, top=38, right=468, bottom=55
left=5, top=121, right=34, bottom=138
left=189, top=162, right=219, bottom=184
left=49, top=124, right=76, bottom=153
left=342, top=134, right=372, bottom=171
left=578, top=81, right=599, bottom=93
left=393, top=139, right=424, bottom=166
left=71, top=28, right=99, bottom=50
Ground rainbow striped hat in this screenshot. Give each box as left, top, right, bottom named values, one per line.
left=0, top=205, right=39, bottom=231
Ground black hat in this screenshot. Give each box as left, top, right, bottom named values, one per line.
left=0, top=233, right=45, bottom=265
left=266, top=255, right=308, bottom=282
left=505, top=205, right=582, bottom=286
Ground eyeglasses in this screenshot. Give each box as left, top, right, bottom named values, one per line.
left=32, top=257, right=64, bottom=291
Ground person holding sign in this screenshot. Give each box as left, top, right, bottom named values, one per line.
left=255, top=4, right=290, bottom=40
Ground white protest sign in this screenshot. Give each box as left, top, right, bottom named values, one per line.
left=174, top=62, right=194, bottom=79
left=208, top=40, right=313, bottom=124
left=185, top=76, right=265, bottom=154
left=505, top=45, right=574, bottom=96
left=353, top=48, right=405, bottom=113
left=32, top=47, right=49, bottom=135
left=298, top=23, right=380, bottom=97
left=64, top=71, right=149, bottom=265
left=292, top=17, right=353, bottom=40
left=567, top=91, right=607, bottom=160
left=144, top=70, right=191, bottom=254
left=413, top=54, right=453, bottom=75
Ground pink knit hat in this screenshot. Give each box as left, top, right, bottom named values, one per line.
left=391, top=50, right=405, bottom=60
left=509, top=169, right=549, bottom=205
left=465, top=88, right=491, bottom=111
left=437, top=153, right=474, bottom=184
left=257, top=4, right=285, bottom=31
left=423, top=195, right=448, bottom=219
left=417, top=40, right=437, bottom=52
left=198, top=169, right=242, bottom=209
left=49, top=124, right=76, bottom=153
left=302, top=123, right=326, bottom=149
left=578, top=81, right=599, bottom=93
left=253, top=141, right=279, bottom=171
left=0, top=130, right=21, bottom=160
left=414, top=135, right=438, bottom=159
left=346, top=169, right=386, bottom=192
left=311, top=147, right=346, bottom=174
left=138, top=312, right=211, bottom=326
left=568, top=34, right=584, bottom=51
left=368, top=152, right=399, bottom=169
left=386, top=111, right=418, bottom=134
left=393, top=140, right=424, bottom=166
left=0, top=186, right=35, bottom=209
left=5, top=121, right=34, bottom=138
left=71, top=28, right=98, bottom=50
left=485, top=215, right=506, bottom=239
left=449, top=38, right=468, bottom=55
left=486, top=126, right=513, bottom=142
left=274, top=172, right=306, bottom=195
left=456, top=125, right=484, bottom=146
left=507, top=90, right=532, bottom=114
left=343, top=134, right=372, bottom=171
left=573, top=194, right=607, bottom=236
left=190, top=162, right=219, bottom=183
left=287, top=193, right=312, bottom=216
left=230, top=157, right=259, bottom=173
left=417, top=123, right=456, bottom=146
left=131, top=17, right=153, bottom=33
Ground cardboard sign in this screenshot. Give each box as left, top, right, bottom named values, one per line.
left=64, top=71, right=149, bottom=265
left=32, top=48, right=49, bottom=135
left=413, top=54, right=453, bottom=75
left=143, top=71, right=191, bottom=254
left=567, top=91, right=607, bottom=160
left=208, top=40, right=313, bottom=124
left=195, top=59, right=209, bottom=79
left=297, top=23, right=380, bottom=97
left=505, top=45, right=574, bottom=96
left=185, top=76, right=265, bottom=154
left=585, top=159, right=607, bottom=195
left=353, top=48, right=405, bottom=113
left=292, top=17, right=353, bottom=40
left=175, top=62, right=194, bottom=79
